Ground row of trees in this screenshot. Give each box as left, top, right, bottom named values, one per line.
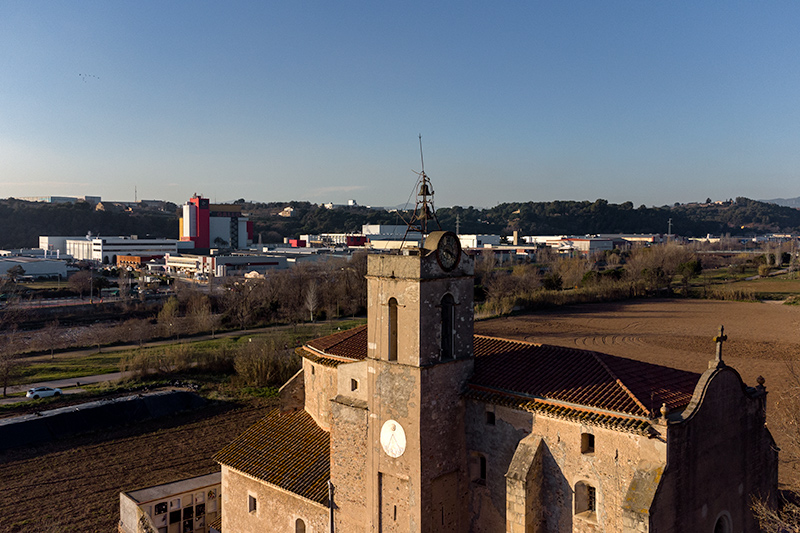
left=476, top=244, right=712, bottom=316
left=0, top=253, right=368, bottom=396
left=120, top=331, right=302, bottom=390
left=241, top=197, right=800, bottom=243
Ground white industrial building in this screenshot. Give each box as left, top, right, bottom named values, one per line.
left=164, top=253, right=288, bottom=278
left=361, top=224, right=408, bottom=239
left=41, top=236, right=194, bottom=264
left=18, top=195, right=101, bottom=205
left=458, top=234, right=501, bottom=248
left=0, top=257, right=68, bottom=279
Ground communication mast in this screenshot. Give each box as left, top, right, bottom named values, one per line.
left=402, top=135, right=442, bottom=245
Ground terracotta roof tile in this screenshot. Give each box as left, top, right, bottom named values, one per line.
left=306, top=325, right=367, bottom=361
left=301, top=327, right=700, bottom=418
left=465, top=388, right=654, bottom=435
left=214, top=408, right=330, bottom=504
left=472, top=335, right=699, bottom=417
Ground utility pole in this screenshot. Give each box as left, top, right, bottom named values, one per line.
left=667, top=218, right=673, bottom=241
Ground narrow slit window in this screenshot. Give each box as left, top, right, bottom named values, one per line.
left=248, top=495, right=257, bottom=513
left=441, top=294, right=455, bottom=360
left=388, top=298, right=398, bottom=361
left=351, top=378, right=359, bottom=392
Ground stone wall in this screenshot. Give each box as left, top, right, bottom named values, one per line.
left=466, top=399, right=667, bottom=533
left=650, top=367, right=778, bottom=533
left=220, top=466, right=327, bottom=533
left=466, top=400, right=532, bottom=532
left=366, top=252, right=474, bottom=368
left=303, top=358, right=337, bottom=431
left=330, top=394, right=369, bottom=533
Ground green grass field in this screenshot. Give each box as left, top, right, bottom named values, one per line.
left=15, top=319, right=366, bottom=386
left=722, top=275, right=800, bottom=300
left=680, top=268, right=800, bottom=301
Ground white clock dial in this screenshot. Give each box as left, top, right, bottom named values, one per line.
left=380, top=419, right=407, bottom=458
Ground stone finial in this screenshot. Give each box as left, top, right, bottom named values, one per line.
left=756, top=375, right=766, bottom=391
left=710, top=325, right=728, bottom=369
left=660, top=403, right=669, bottom=418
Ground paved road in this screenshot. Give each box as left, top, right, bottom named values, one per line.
left=0, top=371, right=133, bottom=405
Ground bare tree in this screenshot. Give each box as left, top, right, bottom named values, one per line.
left=69, top=270, right=93, bottom=298
left=752, top=496, right=800, bottom=533
left=0, top=325, right=21, bottom=397
left=222, top=280, right=259, bottom=329
left=189, top=293, right=219, bottom=337
left=305, top=280, right=318, bottom=322
left=233, top=333, right=300, bottom=387
left=40, top=319, right=61, bottom=359
left=158, top=296, right=180, bottom=340
left=752, top=362, right=800, bottom=531
left=118, top=268, right=132, bottom=304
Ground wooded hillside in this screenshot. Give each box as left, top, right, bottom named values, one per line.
left=1, top=196, right=798, bottom=250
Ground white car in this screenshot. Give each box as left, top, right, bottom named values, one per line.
left=26, top=386, right=62, bottom=399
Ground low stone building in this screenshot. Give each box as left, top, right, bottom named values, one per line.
left=119, top=472, right=221, bottom=533
left=213, top=231, right=778, bottom=532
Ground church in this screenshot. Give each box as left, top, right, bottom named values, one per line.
left=212, top=229, right=778, bottom=532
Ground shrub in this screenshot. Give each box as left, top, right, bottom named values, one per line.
left=232, top=335, right=300, bottom=388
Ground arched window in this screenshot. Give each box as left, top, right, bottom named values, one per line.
left=295, top=518, right=306, bottom=533
left=574, top=481, right=597, bottom=517
left=388, top=298, right=398, bottom=361
left=441, top=294, right=455, bottom=360
left=714, top=513, right=731, bottom=533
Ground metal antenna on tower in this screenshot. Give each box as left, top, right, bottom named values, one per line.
left=401, top=135, right=442, bottom=245
left=419, top=133, right=425, bottom=174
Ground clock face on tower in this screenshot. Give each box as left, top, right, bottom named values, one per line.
left=380, top=419, right=407, bottom=458
left=436, top=232, right=461, bottom=272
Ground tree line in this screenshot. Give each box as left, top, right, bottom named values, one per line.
left=473, top=239, right=795, bottom=317
left=2, top=197, right=799, bottom=250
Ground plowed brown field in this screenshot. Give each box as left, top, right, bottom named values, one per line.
left=476, top=298, right=800, bottom=489
left=0, top=398, right=269, bottom=532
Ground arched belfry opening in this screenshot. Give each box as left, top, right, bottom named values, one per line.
left=714, top=513, right=732, bottom=533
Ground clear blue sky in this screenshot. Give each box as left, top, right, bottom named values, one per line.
left=2, top=2, right=799, bottom=208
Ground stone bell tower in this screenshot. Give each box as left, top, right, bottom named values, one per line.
left=361, top=230, right=475, bottom=533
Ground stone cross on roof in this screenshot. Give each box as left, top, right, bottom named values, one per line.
left=710, top=325, right=727, bottom=369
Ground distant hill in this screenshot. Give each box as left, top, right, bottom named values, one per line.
left=434, top=197, right=800, bottom=237
left=761, top=196, right=800, bottom=209
left=247, top=197, right=800, bottom=240
left=2, top=196, right=798, bottom=250
left=0, top=199, right=178, bottom=249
